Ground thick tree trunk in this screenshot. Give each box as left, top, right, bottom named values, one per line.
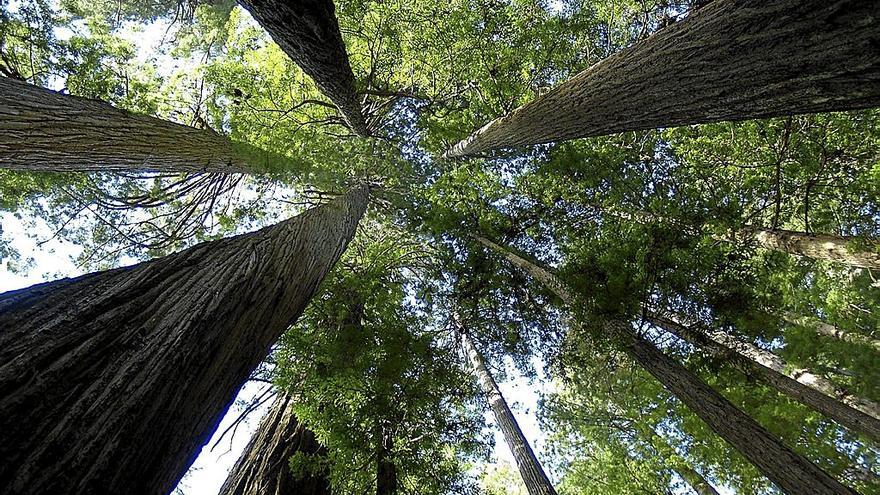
left=236, top=0, right=369, bottom=136
left=473, top=235, right=859, bottom=495
left=649, top=311, right=880, bottom=443
left=736, top=228, right=880, bottom=269
left=219, top=391, right=331, bottom=495
left=376, top=422, right=398, bottom=495
left=459, top=327, right=558, bottom=495
left=0, top=186, right=369, bottom=495
left=445, top=0, right=880, bottom=158
left=643, top=430, right=720, bottom=495
left=0, top=77, right=290, bottom=173
left=783, top=313, right=880, bottom=353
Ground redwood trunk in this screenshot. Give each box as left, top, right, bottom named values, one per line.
left=445, top=0, right=880, bottom=157
left=236, top=0, right=369, bottom=136
left=649, top=311, right=880, bottom=442
left=0, top=77, right=286, bottom=173
left=0, top=187, right=369, bottom=494
left=219, top=392, right=331, bottom=495
left=376, top=423, right=398, bottom=495
left=741, top=228, right=880, bottom=269
left=783, top=313, right=880, bottom=353
left=644, top=431, right=720, bottom=495
left=474, top=235, right=858, bottom=495
left=459, top=328, right=558, bottom=495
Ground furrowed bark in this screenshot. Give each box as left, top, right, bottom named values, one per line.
left=783, top=313, right=880, bottom=353
left=445, top=0, right=880, bottom=157
left=737, top=228, right=880, bottom=269
left=0, top=186, right=369, bottom=495
left=649, top=311, right=880, bottom=443
left=473, top=235, right=859, bottom=495
left=236, top=0, right=369, bottom=136
left=459, top=326, right=558, bottom=495
left=0, top=77, right=292, bottom=173
left=219, top=391, right=331, bottom=495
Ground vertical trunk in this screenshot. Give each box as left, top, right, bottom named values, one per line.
left=643, top=430, right=720, bottom=495
left=376, top=422, right=398, bottom=495
left=445, top=0, right=880, bottom=157
left=219, top=391, right=331, bottom=495
left=0, top=186, right=369, bottom=495
left=649, top=311, right=880, bottom=442
left=0, top=77, right=291, bottom=173
left=738, top=228, right=880, bottom=269
left=783, top=313, right=880, bottom=353
left=459, top=327, right=558, bottom=495
left=473, top=235, right=858, bottom=495
left=236, top=0, right=369, bottom=136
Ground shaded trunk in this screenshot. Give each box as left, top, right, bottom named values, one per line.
left=0, top=187, right=369, bottom=495
left=643, top=430, right=720, bottom=495
left=236, top=0, right=369, bottom=136
left=783, top=313, right=880, bottom=353
left=649, top=311, right=880, bottom=442
left=445, top=0, right=880, bottom=157
left=738, top=228, right=880, bottom=269
left=0, top=77, right=291, bottom=173
left=376, top=422, right=398, bottom=495
left=474, top=235, right=858, bottom=495
left=459, top=327, right=558, bottom=495
left=219, top=391, right=331, bottom=495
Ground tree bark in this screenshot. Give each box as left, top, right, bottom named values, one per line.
left=458, top=326, right=558, bottom=495
left=643, top=429, right=720, bottom=495
left=376, top=422, right=398, bottom=495
left=783, top=313, right=880, bottom=353
left=649, top=311, right=880, bottom=443
left=219, top=391, right=331, bottom=495
left=236, top=0, right=369, bottom=136
left=736, top=228, right=880, bottom=269
left=445, top=0, right=880, bottom=158
left=0, top=186, right=369, bottom=495
left=0, top=77, right=293, bottom=173
left=473, top=235, right=859, bottom=495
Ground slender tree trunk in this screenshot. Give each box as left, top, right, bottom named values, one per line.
left=236, top=0, right=369, bottom=136
left=219, top=391, right=331, bottom=495
left=649, top=311, right=880, bottom=442
left=735, top=228, right=880, bottom=269
left=0, top=187, right=369, bottom=495
left=376, top=422, right=398, bottom=495
left=0, top=77, right=293, bottom=173
left=643, top=429, right=720, bottom=495
left=458, top=326, right=558, bottom=495
left=445, top=0, right=880, bottom=157
left=473, top=235, right=859, bottom=495
left=783, top=313, right=880, bottom=353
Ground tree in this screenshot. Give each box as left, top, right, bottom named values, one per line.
left=457, top=323, right=558, bottom=495
left=474, top=235, right=858, bottom=495
left=445, top=0, right=880, bottom=157
left=219, top=391, right=331, bottom=495
left=0, top=186, right=368, bottom=494
left=730, top=228, right=880, bottom=270
left=236, top=0, right=369, bottom=136
left=783, top=313, right=880, bottom=353
left=0, top=77, right=294, bottom=173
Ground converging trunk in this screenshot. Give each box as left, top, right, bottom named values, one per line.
left=236, top=0, right=369, bottom=136
left=0, top=77, right=292, bottom=173
left=219, top=391, right=331, bottom=495
left=473, top=235, right=858, bottom=495
left=649, top=311, right=880, bottom=443
left=376, top=422, right=398, bottom=495
left=0, top=187, right=369, bottom=495
left=735, top=228, right=880, bottom=269
left=643, top=429, right=720, bottom=495
left=459, top=326, right=558, bottom=495
left=445, top=0, right=880, bottom=157
left=783, top=313, right=880, bottom=353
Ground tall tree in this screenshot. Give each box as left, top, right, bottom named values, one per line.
left=0, top=186, right=369, bottom=494
left=730, top=228, right=880, bottom=270
left=649, top=310, right=880, bottom=442
left=445, top=0, right=880, bottom=157
left=474, top=235, right=858, bottom=495
left=458, top=324, right=558, bottom=495
left=236, top=0, right=370, bottom=136
left=783, top=313, right=880, bottom=353
left=219, top=391, right=331, bottom=495
left=376, top=421, right=398, bottom=495
left=0, top=77, right=293, bottom=173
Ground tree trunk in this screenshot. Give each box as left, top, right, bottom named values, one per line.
left=473, top=235, right=859, bottom=495
left=783, top=313, right=880, bottom=353
left=649, top=310, right=880, bottom=443
left=376, top=422, right=398, bottom=495
left=736, top=228, right=880, bottom=269
left=219, top=391, right=331, bottom=495
left=0, top=77, right=292, bottom=173
left=445, top=0, right=880, bottom=157
left=236, top=0, right=369, bottom=136
left=459, top=326, right=558, bottom=495
left=0, top=186, right=369, bottom=495
left=643, top=429, right=720, bottom=495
